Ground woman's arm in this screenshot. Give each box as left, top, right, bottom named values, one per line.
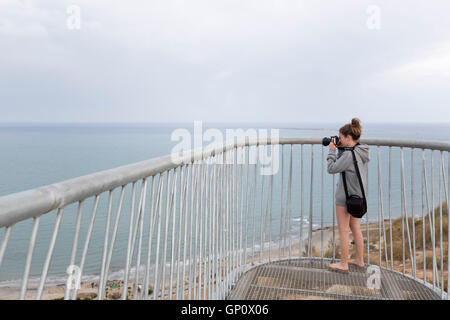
left=327, top=149, right=352, bottom=174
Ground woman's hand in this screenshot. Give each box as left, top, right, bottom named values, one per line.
left=329, top=138, right=337, bottom=150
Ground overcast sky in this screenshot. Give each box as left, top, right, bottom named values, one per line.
left=1, top=0, right=449, bottom=124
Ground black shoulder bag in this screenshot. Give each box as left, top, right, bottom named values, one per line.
left=341, top=145, right=367, bottom=218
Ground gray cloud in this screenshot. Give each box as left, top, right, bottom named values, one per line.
left=1, top=0, right=449, bottom=123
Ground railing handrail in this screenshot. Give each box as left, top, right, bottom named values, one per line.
left=0, top=137, right=449, bottom=228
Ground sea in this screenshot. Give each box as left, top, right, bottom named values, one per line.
left=0, top=122, right=449, bottom=289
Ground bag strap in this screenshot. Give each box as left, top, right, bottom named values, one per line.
left=340, top=144, right=366, bottom=201
left=350, top=149, right=366, bottom=200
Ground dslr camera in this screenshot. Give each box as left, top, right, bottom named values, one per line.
left=322, top=136, right=340, bottom=147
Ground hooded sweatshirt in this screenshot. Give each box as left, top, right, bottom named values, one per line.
left=326, top=143, right=370, bottom=207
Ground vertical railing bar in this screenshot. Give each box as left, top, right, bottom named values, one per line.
left=35, top=207, right=64, bottom=300
left=231, top=146, right=235, bottom=293
left=169, top=165, right=183, bottom=300
left=321, top=145, right=324, bottom=260
left=128, top=184, right=143, bottom=279
left=389, top=147, right=393, bottom=270
left=215, top=154, right=222, bottom=299
left=279, top=144, right=285, bottom=259
left=98, top=190, right=114, bottom=300
left=207, top=156, right=215, bottom=299
left=308, top=144, right=314, bottom=258
left=234, top=148, right=239, bottom=281
left=65, top=200, right=84, bottom=299
left=422, top=149, right=427, bottom=283
left=400, top=147, right=405, bottom=274
left=0, top=225, right=13, bottom=268
left=70, top=195, right=100, bottom=300
left=169, top=168, right=182, bottom=300
left=231, top=147, right=235, bottom=293
left=238, top=146, right=245, bottom=276
left=366, top=164, right=370, bottom=266
left=143, top=176, right=157, bottom=300
left=239, top=146, right=245, bottom=290
left=200, top=158, right=208, bottom=299
left=288, top=144, right=294, bottom=261
left=153, top=171, right=167, bottom=300
left=423, top=150, right=437, bottom=289
left=180, top=164, right=191, bottom=299
left=197, top=157, right=206, bottom=300
left=439, top=151, right=444, bottom=298
left=332, top=173, right=336, bottom=261
left=236, top=145, right=241, bottom=284
left=131, top=181, right=145, bottom=299
left=283, top=144, right=289, bottom=259
left=203, top=157, right=211, bottom=299
left=411, top=148, right=417, bottom=278
left=133, top=178, right=148, bottom=300
left=377, top=147, right=389, bottom=269
left=300, top=144, right=304, bottom=259
left=222, top=150, right=227, bottom=298
left=259, top=145, right=266, bottom=262
left=225, top=150, right=230, bottom=295
left=233, top=148, right=239, bottom=281
left=187, top=162, right=197, bottom=299
left=432, top=151, right=439, bottom=288
left=162, top=168, right=177, bottom=300
left=447, top=151, right=450, bottom=300
left=401, top=148, right=414, bottom=276
left=268, top=146, right=275, bottom=262
left=121, top=181, right=137, bottom=300
left=431, top=150, right=436, bottom=288
left=251, top=145, right=258, bottom=265
left=231, top=146, right=236, bottom=289
left=102, top=185, right=127, bottom=297
left=66, top=200, right=84, bottom=296
left=213, top=154, right=219, bottom=298
left=194, top=159, right=203, bottom=299
left=377, top=146, right=382, bottom=268
left=219, top=151, right=226, bottom=299
left=197, top=157, right=204, bottom=298
left=71, top=195, right=100, bottom=300
left=217, top=153, right=223, bottom=299
left=174, top=165, right=186, bottom=300
left=243, top=146, right=251, bottom=270
left=19, top=216, right=40, bottom=300
left=211, top=157, right=218, bottom=299
left=169, top=166, right=181, bottom=300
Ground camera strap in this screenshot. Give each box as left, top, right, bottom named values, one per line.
left=341, top=144, right=366, bottom=201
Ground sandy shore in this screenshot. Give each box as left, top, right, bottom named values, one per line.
left=0, top=227, right=336, bottom=300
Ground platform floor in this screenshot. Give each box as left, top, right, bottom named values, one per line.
left=227, top=258, right=442, bottom=300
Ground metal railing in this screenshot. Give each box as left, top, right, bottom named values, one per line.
left=0, top=137, right=449, bottom=300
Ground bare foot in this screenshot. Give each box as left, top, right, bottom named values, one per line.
left=348, top=259, right=365, bottom=268
left=328, top=262, right=349, bottom=272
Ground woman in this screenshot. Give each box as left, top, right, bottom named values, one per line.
left=326, top=118, right=370, bottom=272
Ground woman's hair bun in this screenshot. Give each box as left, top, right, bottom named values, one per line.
left=350, top=118, right=361, bottom=138
left=339, top=117, right=362, bottom=140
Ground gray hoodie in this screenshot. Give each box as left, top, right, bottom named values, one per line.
left=326, top=143, right=370, bottom=207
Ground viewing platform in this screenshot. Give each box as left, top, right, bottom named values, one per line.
left=0, top=137, right=449, bottom=300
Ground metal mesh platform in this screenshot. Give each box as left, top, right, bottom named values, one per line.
left=227, top=258, right=443, bottom=300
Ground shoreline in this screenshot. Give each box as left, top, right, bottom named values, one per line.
left=0, top=226, right=336, bottom=300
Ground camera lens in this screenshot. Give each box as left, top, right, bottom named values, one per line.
left=322, top=137, right=331, bottom=146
